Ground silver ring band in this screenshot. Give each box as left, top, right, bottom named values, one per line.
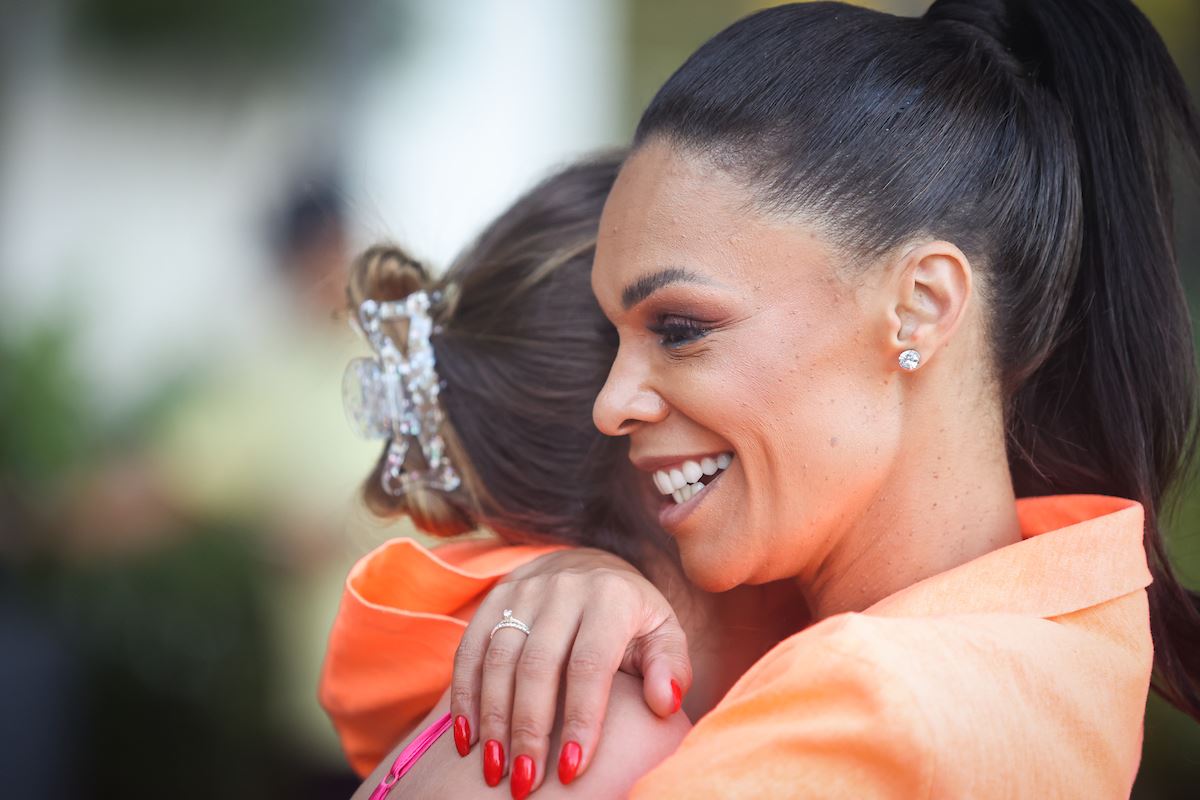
left=489, top=608, right=532, bottom=639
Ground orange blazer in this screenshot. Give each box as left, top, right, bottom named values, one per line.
left=319, top=494, right=1153, bottom=798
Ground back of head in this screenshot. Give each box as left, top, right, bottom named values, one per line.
left=636, top=0, right=1200, bottom=717
left=347, top=152, right=664, bottom=569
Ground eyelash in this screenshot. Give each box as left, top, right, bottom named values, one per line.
left=650, top=315, right=710, bottom=349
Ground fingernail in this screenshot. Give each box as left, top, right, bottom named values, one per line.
left=558, top=741, right=582, bottom=784
left=483, top=739, right=505, bottom=787
left=453, top=715, right=471, bottom=757
left=511, top=754, right=535, bottom=799
left=670, top=679, right=682, bottom=713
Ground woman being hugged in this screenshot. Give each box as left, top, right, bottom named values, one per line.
left=322, top=155, right=805, bottom=798
left=442, top=0, right=1200, bottom=796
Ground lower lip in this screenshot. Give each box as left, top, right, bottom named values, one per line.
left=657, top=467, right=728, bottom=532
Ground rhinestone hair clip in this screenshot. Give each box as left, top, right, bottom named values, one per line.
left=342, top=291, right=462, bottom=496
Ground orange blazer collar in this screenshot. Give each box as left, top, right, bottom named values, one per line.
left=865, top=494, right=1151, bottom=620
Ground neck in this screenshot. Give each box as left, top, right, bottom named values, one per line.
left=646, top=554, right=809, bottom=718
left=640, top=373, right=1022, bottom=711
left=686, top=582, right=811, bottom=717
left=801, top=387, right=1022, bottom=622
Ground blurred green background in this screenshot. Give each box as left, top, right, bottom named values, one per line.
left=1, top=1, right=1197, bottom=797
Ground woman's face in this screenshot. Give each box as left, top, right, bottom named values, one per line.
left=591, top=140, right=908, bottom=592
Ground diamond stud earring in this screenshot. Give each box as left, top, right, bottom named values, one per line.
left=898, top=349, right=921, bottom=371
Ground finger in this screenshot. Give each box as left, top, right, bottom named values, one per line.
left=633, top=615, right=693, bottom=718
left=478, top=608, right=533, bottom=786
left=508, top=601, right=582, bottom=796
left=555, top=598, right=631, bottom=786
left=451, top=588, right=511, bottom=756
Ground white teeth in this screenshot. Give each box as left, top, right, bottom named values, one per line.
left=669, top=469, right=686, bottom=491
left=669, top=482, right=708, bottom=506
left=651, top=452, right=736, bottom=503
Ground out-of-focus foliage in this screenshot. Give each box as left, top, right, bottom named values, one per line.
left=0, top=321, right=93, bottom=487
left=0, top=318, right=343, bottom=798
left=20, top=523, right=278, bottom=798
left=73, top=0, right=339, bottom=63
left=1137, top=693, right=1200, bottom=800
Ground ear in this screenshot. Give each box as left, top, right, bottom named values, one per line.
left=881, top=240, right=973, bottom=369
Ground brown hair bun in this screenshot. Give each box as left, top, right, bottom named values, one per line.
left=347, top=244, right=478, bottom=537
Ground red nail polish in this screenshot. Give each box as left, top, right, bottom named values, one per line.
left=484, top=739, right=505, bottom=787
left=558, top=741, right=582, bottom=784
left=670, top=679, right=682, bottom=713
left=511, top=754, right=535, bottom=799
left=453, top=715, right=471, bottom=757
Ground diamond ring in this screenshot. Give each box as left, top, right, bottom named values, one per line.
left=489, top=609, right=532, bottom=640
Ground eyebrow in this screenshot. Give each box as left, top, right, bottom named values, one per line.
left=621, top=267, right=713, bottom=310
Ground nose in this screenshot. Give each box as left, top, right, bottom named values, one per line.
left=593, top=344, right=668, bottom=436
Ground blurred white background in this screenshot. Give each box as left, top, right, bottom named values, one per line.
left=1, top=0, right=623, bottom=411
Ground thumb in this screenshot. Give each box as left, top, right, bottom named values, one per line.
left=624, top=615, right=692, bottom=718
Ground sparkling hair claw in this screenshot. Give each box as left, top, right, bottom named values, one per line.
left=343, top=291, right=461, bottom=496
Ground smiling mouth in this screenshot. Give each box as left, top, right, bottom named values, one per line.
left=651, top=453, right=734, bottom=505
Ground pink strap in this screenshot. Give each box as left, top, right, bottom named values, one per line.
left=367, top=712, right=453, bottom=800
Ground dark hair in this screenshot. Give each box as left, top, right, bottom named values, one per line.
left=635, top=0, right=1200, bottom=719
left=347, top=152, right=668, bottom=573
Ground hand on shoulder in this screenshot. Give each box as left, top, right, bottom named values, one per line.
left=355, top=670, right=692, bottom=799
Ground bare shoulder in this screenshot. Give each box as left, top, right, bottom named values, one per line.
left=538, top=671, right=694, bottom=798
left=352, top=673, right=692, bottom=799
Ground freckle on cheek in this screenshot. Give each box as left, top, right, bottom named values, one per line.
left=830, top=436, right=838, bottom=447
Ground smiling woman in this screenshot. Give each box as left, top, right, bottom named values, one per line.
left=321, top=0, right=1200, bottom=797
left=433, top=0, right=1200, bottom=796
left=588, top=144, right=983, bottom=598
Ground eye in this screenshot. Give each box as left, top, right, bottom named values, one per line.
left=650, top=314, right=710, bottom=349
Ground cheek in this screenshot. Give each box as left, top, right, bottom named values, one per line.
left=654, top=307, right=902, bottom=583
left=764, top=367, right=897, bottom=492
left=729, top=315, right=901, bottom=573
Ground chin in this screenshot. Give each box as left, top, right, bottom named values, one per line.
left=678, top=550, right=745, bottom=593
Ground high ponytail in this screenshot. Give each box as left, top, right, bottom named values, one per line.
left=944, top=0, right=1200, bottom=719
left=633, top=0, right=1200, bottom=719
